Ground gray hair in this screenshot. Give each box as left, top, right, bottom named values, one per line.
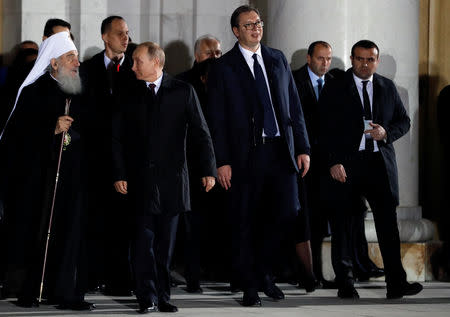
left=194, top=34, right=220, bottom=54
left=46, top=62, right=53, bottom=73
left=138, top=42, right=166, bottom=68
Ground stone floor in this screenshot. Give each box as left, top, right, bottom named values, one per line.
left=1, top=282, right=450, bottom=316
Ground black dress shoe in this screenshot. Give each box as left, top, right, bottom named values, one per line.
left=298, top=275, right=317, bottom=293
left=87, top=285, right=101, bottom=293
left=242, top=289, right=261, bottom=307
left=16, top=297, right=39, bottom=308
left=370, top=268, right=385, bottom=278
left=158, top=301, right=178, bottom=312
left=356, top=268, right=385, bottom=282
left=320, top=279, right=338, bottom=289
left=137, top=302, right=158, bottom=314
left=262, top=279, right=285, bottom=300
left=57, top=300, right=96, bottom=311
left=386, top=282, right=423, bottom=299
left=337, top=286, right=360, bottom=299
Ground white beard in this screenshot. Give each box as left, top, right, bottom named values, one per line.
left=57, top=71, right=82, bottom=95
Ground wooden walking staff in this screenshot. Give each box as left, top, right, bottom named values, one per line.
left=38, top=98, right=71, bottom=303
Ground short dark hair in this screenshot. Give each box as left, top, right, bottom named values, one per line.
left=19, top=40, right=38, bottom=49
left=43, top=18, right=71, bottom=38
left=230, top=5, right=260, bottom=30
left=101, top=16, right=124, bottom=35
left=307, top=41, right=332, bottom=57
left=351, top=40, right=380, bottom=57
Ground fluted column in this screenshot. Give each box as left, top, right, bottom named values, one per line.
left=264, top=0, right=421, bottom=220
left=13, top=0, right=248, bottom=71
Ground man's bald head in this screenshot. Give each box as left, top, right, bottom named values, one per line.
left=194, top=35, right=222, bottom=63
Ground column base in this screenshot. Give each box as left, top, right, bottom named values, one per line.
left=321, top=240, right=441, bottom=282
left=321, top=206, right=439, bottom=282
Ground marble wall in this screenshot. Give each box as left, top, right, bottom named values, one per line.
left=262, top=0, right=420, bottom=209
left=2, top=0, right=422, bottom=213
left=2, top=0, right=248, bottom=74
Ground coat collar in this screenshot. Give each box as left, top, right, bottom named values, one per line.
left=371, top=73, right=384, bottom=121
left=230, top=42, right=254, bottom=81
left=345, top=69, right=383, bottom=121
left=260, top=44, right=275, bottom=80
left=345, top=68, right=365, bottom=117
left=229, top=42, right=277, bottom=80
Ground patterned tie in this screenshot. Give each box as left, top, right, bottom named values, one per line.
left=317, top=78, right=323, bottom=100
left=148, top=83, right=156, bottom=99
left=252, top=53, right=277, bottom=137
left=362, top=80, right=374, bottom=152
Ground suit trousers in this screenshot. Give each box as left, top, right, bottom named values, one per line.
left=327, top=151, right=406, bottom=288
left=229, top=139, right=299, bottom=290
left=132, top=212, right=179, bottom=305
left=351, top=205, right=379, bottom=275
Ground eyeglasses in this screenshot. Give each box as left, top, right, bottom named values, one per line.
left=241, top=20, right=264, bottom=30
left=353, top=56, right=377, bottom=64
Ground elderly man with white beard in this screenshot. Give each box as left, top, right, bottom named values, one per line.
left=0, top=31, right=94, bottom=310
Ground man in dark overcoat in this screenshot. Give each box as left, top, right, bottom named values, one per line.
left=112, top=42, right=216, bottom=313
left=319, top=39, right=422, bottom=299
left=206, top=5, right=310, bottom=306
left=80, top=15, right=135, bottom=295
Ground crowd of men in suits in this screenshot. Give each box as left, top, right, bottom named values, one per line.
left=0, top=4, right=424, bottom=313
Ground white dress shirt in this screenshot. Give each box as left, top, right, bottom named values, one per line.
left=353, top=73, right=379, bottom=152
left=307, top=66, right=325, bottom=100
left=146, top=73, right=163, bottom=94
left=239, top=44, right=280, bottom=137
left=104, top=53, right=125, bottom=69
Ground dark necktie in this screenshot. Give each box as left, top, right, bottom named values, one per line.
left=317, top=78, right=323, bottom=100
left=362, top=80, right=374, bottom=152
left=107, top=57, right=120, bottom=93
left=108, top=57, right=120, bottom=72
left=148, top=83, right=156, bottom=99
left=252, top=53, right=277, bottom=137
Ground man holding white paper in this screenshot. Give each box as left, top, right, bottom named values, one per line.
left=319, top=40, right=421, bottom=300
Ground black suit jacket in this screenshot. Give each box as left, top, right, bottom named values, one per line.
left=319, top=69, right=410, bottom=204
left=81, top=50, right=135, bottom=114
left=207, top=42, right=310, bottom=174
left=80, top=51, right=135, bottom=180
left=292, top=64, right=335, bottom=149
left=112, top=73, right=216, bottom=215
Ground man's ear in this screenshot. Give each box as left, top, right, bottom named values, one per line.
left=232, top=26, right=240, bottom=39
left=153, top=57, right=161, bottom=69
left=50, top=58, right=58, bottom=72
left=101, top=33, right=108, bottom=44
left=194, top=52, right=200, bottom=63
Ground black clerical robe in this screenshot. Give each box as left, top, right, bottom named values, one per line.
left=0, top=72, right=88, bottom=303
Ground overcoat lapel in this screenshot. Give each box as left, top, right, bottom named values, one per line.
left=372, top=74, right=381, bottom=121
left=347, top=72, right=364, bottom=118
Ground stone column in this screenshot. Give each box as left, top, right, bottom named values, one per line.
left=261, top=0, right=434, bottom=280
left=264, top=0, right=420, bottom=210
left=11, top=0, right=248, bottom=70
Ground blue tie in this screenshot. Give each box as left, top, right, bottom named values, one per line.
left=317, top=78, right=323, bottom=100
left=252, top=53, right=277, bottom=137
